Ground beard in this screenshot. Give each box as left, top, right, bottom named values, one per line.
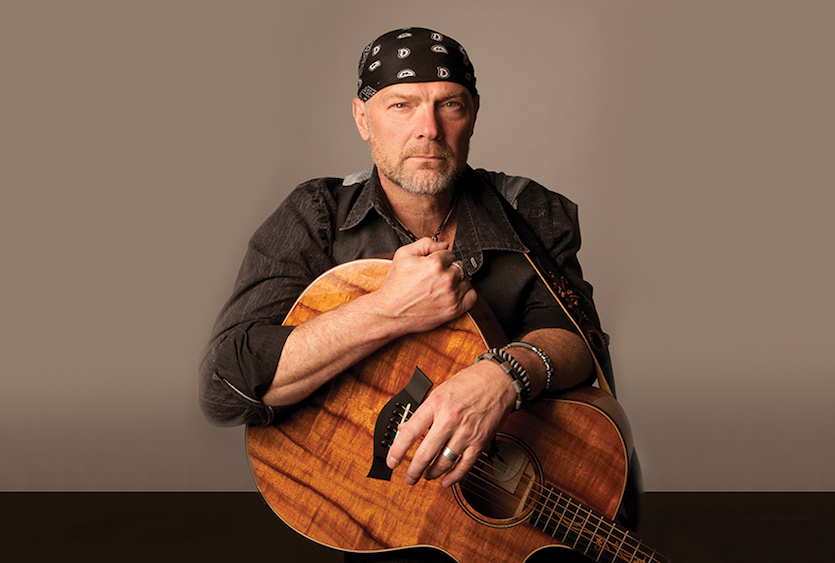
left=368, top=129, right=468, bottom=196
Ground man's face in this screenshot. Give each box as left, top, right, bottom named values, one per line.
left=353, top=82, right=479, bottom=195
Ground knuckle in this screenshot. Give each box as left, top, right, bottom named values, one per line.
left=441, top=409, right=463, bottom=428
left=413, top=448, right=435, bottom=465
left=396, top=423, right=418, bottom=444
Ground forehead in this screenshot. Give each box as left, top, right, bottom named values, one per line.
left=373, top=81, right=472, bottom=102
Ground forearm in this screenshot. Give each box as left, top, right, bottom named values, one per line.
left=501, top=327, right=594, bottom=399
left=260, top=291, right=410, bottom=407
left=262, top=239, right=477, bottom=407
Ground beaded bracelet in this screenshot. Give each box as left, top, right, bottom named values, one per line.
left=474, top=351, right=524, bottom=411
left=503, top=342, right=554, bottom=392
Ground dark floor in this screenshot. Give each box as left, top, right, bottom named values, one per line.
left=1, top=492, right=831, bottom=562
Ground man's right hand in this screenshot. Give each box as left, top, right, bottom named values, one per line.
left=371, top=237, right=478, bottom=337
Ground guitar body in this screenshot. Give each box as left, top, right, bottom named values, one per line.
left=247, top=259, right=637, bottom=562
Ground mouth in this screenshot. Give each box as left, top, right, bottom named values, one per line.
left=404, top=144, right=451, bottom=159
left=407, top=149, right=449, bottom=162
left=409, top=154, right=444, bottom=162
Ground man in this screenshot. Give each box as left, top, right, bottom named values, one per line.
left=200, top=27, right=617, bottom=562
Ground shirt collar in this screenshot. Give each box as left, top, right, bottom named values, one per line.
left=339, top=166, right=528, bottom=274
left=340, top=167, right=386, bottom=231
left=454, top=167, right=528, bottom=275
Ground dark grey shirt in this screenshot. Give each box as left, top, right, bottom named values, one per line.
left=199, top=167, right=595, bottom=426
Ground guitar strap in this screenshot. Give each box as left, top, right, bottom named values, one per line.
left=479, top=173, right=644, bottom=532
left=482, top=175, right=617, bottom=397
left=522, top=252, right=615, bottom=397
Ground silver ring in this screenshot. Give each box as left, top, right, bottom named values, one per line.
left=450, top=260, right=466, bottom=281
left=441, top=446, right=460, bottom=464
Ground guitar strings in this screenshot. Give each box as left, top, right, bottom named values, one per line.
left=393, top=403, right=606, bottom=535
left=463, top=452, right=658, bottom=562
left=462, top=458, right=657, bottom=562
left=390, top=404, right=660, bottom=562
left=469, top=457, right=654, bottom=561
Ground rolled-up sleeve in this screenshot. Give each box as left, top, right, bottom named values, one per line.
left=199, top=179, right=338, bottom=426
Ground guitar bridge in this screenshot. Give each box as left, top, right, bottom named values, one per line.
left=367, top=367, right=433, bottom=480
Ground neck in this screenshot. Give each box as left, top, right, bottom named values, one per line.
left=379, top=176, right=458, bottom=243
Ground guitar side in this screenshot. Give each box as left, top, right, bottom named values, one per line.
left=246, top=260, right=633, bottom=562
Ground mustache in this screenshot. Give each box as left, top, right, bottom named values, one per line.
left=402, top=143, right=453, bottom=159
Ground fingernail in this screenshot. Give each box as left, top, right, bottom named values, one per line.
left=386, top=456, right=397, bottom=469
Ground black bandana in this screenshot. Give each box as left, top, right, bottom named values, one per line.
left=357, top=28, right=477, bottom=102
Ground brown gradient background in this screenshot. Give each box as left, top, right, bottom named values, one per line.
left=1, top=1, right=832, bottom=492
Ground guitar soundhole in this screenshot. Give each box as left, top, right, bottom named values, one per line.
left=455, top=434, right=541, bottom=527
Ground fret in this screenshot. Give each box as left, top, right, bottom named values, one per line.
left=561, top=500, right=583, bottom=552
left=571, top=502, right=607, bottom=560
left=581, top=510, right=601, bottom=558
left=630, top=545, right=664, bottom=563
left=529, top=485, right=667, bottom=563
left=583, top=512, right=607, bottom=562
left=548, top=490, right=572, bottom=540
left=611, top=525, right=628, bottom=562
left=629, top=541, right=641, bottom=562
left=531, top=486, right=571, bottom=542
left=596, top=518, right=617, bottom=563
left=532, top=486, right=554, bottom=534
left=554, top=492, right=573, bottom=542
left=532, top=488, right=552, bottom=531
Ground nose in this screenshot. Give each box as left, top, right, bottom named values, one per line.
left=414, top=106, right=442, bottom=141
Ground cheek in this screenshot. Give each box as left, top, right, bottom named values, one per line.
left=450, top=127, right=473, bottom=154
left=447, top=118, right=475, bottom=144
left=375, top=125, right=410, bottom=150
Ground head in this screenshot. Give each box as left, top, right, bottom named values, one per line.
left=352, top=28, right=480, bottom=195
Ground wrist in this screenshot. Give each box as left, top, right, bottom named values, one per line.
left=356, top=290, right=416, bottom=341
left=474, top=349, right=530, bottom=411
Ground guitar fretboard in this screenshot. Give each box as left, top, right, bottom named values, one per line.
left=530, top=485, right=668, bottom=563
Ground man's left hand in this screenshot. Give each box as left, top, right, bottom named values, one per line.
left=385, top=358, right=518, bottom=488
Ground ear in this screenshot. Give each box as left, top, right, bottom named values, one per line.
left=352, top=97, right=371, bottom=141
left=469, top=94, right=480, bottom=136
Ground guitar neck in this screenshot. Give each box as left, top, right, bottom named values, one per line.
left=531, top=485, right=667, bottom=563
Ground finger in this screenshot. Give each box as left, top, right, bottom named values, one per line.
left=385, top=401, right=436, bottom=471
left=449, top=259, right=466, bottom=282
left=460, top=286, right=478, bottom=311
left=395, top=237, right=449, bottom=258
left=394, top=404, right=457, bottom=486
left=441, top=447, right=481, bottom=488
left=424, top=439, right=466, bottom=481
left=402, top=425, right=455, bottom=486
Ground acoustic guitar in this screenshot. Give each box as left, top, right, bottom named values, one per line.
left=247, top=259, right=667, bottom=562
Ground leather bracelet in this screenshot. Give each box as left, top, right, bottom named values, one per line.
left=503, top=342, right=554, bottom=392
left=475, top=351, right=524, bottom=411
left=492, top=348, right=532, bottom=404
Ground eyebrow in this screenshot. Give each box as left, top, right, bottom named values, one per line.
left=378, top=88, right=469, bottom=105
